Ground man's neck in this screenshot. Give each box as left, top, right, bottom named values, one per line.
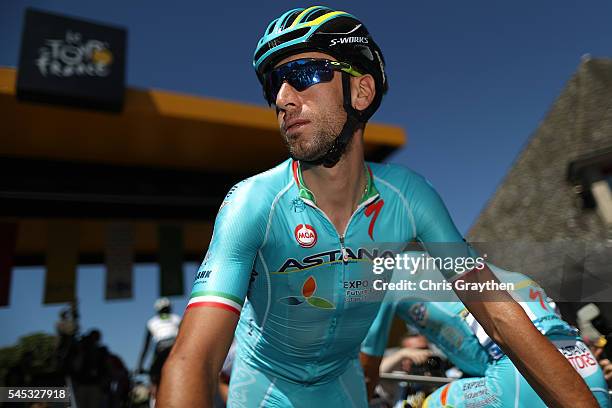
left=300, top=130, right=367, bottom=234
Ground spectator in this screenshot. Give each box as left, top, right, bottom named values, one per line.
left=108, top=353, right=130, bottom=408
left=380, top=334, right=433, bottom=374
left=375, top=333, right=451, bottom=407
left=55, top=305, right=79, bottom=375
left=72, top=329, right=111, bottom=408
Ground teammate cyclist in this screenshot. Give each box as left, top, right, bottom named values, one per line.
left=137, top=297, right=181, bottom=399
left=360, top=253, right=610, bottom=407
left=158, top=6, right=599, bottom=407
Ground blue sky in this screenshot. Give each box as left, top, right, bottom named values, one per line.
left=1, top=1, right=611, bottom=369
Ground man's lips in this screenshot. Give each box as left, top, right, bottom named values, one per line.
left=283, top=119, right=310, bottom=133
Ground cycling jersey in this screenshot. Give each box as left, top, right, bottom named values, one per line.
left=422, top=340, right=610, bottom=408
left=230, top=357, right=367, bottom=408
left=147, top=314, right=181, bottom=345
left=362, top=254, right=610, bottom=407
left=188, top=159, right=476, bottom=404
left=362, top=259, right=578, bottom=373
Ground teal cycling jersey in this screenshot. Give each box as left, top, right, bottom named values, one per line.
left=189, top=159, right=476, bottom=384
left=362, top=254, right=610, bottom=407
left=361, top=254, right=579, bottom=376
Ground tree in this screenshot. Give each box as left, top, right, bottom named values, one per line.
left=0, top=332, right=58, bottom=386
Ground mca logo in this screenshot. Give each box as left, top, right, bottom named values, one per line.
left=278, top=276, right=335, bottom=309
left=294, top=224, right=317, bottom=248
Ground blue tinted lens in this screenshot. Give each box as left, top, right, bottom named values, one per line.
left=264, top=60, right=335, bottom=105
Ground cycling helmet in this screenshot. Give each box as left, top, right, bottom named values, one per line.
left=154, top=297, right=171, bottom=313
left=253, top=6, right=388, bottom=167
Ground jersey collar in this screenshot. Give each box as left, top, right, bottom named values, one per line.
left=291, top=160, right=379, bottom=208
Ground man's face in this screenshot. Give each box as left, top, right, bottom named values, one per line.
left=402, top=335, right=429, bottom=350
left=400, top=335, right=429, bottom=372
left=272, top=52, right=346, bottom=162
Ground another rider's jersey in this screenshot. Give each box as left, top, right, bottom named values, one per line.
left=189, top=159, right=476, bottom=383
left=147, top=314, right=181, bottom=344
left=361, top=254, right=578, bottom=376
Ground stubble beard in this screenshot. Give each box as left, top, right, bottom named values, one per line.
left=282, top=106, right=346, bottom=162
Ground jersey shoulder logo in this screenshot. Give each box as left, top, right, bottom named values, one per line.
left=295, top=224, right=317, bottom=248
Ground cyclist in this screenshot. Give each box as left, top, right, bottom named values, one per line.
left=137, top=298, right=181, bottom=399
left=361, top=254, right=610, bottom=407
left=158, top=6, right=598, bottom=407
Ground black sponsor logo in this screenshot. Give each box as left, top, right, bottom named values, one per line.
left=195, top=269, right=212, bottom=280
left=279, top=247, right=394, bottom=272
left=343, top=280, right=369, bottom=289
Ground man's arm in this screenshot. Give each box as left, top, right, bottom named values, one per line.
left=137, top=329, right=151, bottom=372
left=156, top=178, right=268, bottom=407
left=157, top=306, right=238, bottom=407
left=410, top=175, right=598, bottom=407
left=456, top=265, right=598, bottom=408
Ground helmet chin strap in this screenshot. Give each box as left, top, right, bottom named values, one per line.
left=301, top=72, right=363, bottom=168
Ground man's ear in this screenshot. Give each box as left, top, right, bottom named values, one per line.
left=351, top=74, right=376, bottom=112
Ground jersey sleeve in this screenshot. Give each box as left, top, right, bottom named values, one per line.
left=361, top=301, right=397, bottom=356
left=408, top=175, right=480, bottom=280
left=187, top=180, right=270, bottom=315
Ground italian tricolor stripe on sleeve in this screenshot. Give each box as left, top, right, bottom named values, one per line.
left=187, top=291, right=243, bottom=315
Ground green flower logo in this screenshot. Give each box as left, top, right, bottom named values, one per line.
left=278, top=276, right=335, bottom=309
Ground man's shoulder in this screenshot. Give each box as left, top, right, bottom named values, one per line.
left=369, top=162, right=431, bottom=195
left=224, top=159, right=293, bottom=201
left=216, top=159, right=293, bottom=221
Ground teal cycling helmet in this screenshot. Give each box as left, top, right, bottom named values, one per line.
left=253, top=6, right=388, bottom=167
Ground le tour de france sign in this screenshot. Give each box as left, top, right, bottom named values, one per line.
left=16, top=8, right=127, bottom=112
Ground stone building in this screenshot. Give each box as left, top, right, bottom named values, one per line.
left=468, top=57, right=612, bottom=327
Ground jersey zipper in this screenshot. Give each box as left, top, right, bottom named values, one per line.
left=339, top=235, right=348, bottom=263
left=307, top=195, right=377, bottom=264
left=303, top=199, right=375, bottom=368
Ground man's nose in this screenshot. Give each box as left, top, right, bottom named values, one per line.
left=275, top=81, right=300, bottom=109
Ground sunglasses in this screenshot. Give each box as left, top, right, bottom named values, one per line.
left=263, top=58, right=363, bottom=106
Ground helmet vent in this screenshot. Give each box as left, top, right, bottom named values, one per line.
left=283, top=10, right=303, bottom=28
left=254, top=28, right=310, bottom=64
left=308, top=9, right=329, bottom=21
